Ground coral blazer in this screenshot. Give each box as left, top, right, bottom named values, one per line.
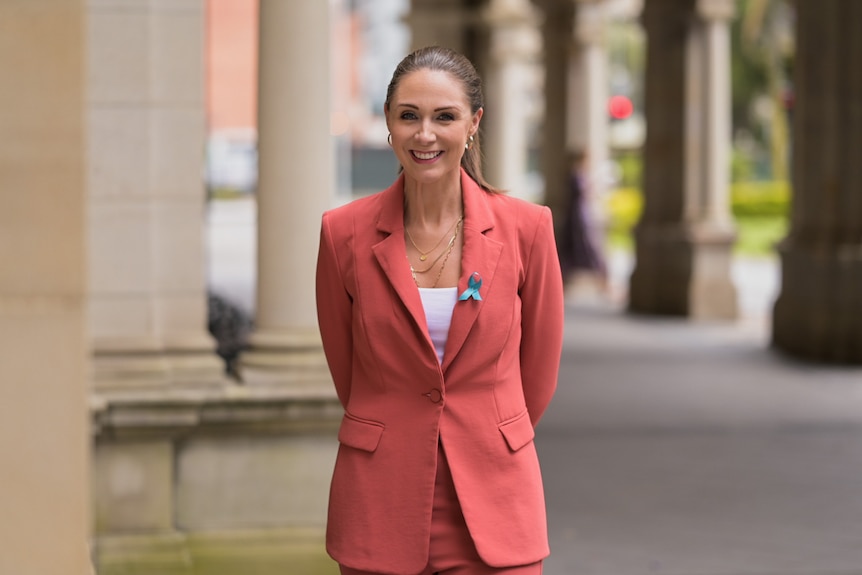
left=316, top=169, right=564, bottom=574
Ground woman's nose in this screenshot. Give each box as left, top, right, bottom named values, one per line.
left=415, top=120, right=435, bottom=142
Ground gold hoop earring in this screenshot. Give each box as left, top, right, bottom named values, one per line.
left=387, top=133, right=393, bottom=147
left=465, top=135, right=474, bottom=150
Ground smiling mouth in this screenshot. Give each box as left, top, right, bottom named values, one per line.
left=411, top=150, right=443, bottom=161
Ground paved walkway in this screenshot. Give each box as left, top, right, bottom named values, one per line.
left=541, top=296, right=862, bottom=575
left=207, top=199, right=862, bottom=575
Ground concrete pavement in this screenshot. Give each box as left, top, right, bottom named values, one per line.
left=539, top=298, right=862, bottom=575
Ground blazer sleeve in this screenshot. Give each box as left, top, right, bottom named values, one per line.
left=316, top=211, right=353, bottom=407
left=519, top=206, right=564, bottom=426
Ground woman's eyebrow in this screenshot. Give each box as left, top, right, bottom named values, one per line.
left=395, top=103, right=460, bottom=112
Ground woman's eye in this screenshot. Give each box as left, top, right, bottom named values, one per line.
left=438, top=113, right=455, bottom=121
left=400, top=112, right=417, bottom=120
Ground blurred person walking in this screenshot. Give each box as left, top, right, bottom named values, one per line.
left=558, top=149, right=609, bottom=296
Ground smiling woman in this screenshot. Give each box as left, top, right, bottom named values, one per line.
left=385, top=69, right=481, bottom=193
left=316, top=46, right=564, bottom=575
left=384, top=46, right=496, bottom=195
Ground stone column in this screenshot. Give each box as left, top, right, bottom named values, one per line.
left=480, top=0, right=541, bottom=197
left=536, top=0, right=576, bottom=225
left=238, top=0, right=334, bottom=387
left=407, top=0, right=473, bottom=54
left=0, top=1, right=91, bottom=573
left=772, top=0, right=862, bottom=362
left=536, top=0, right=611, bottom=227
left=628, top=0, right=737, bottom=319
left=88, top=0, right=224, bottom=390
left=694, top=0, right=734, bottom=230
left=568, top=0, right=611, bottom=198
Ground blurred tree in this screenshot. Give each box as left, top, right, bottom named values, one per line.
left=732, top=0, right=794, bottom=181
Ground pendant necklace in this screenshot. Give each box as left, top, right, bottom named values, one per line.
left=410, top=217, right=462, bottom=288
left=406, top=216, right=463, bottom=261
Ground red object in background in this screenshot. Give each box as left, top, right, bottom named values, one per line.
left=782, top=88, right=795, bottom=110
left=608, top=95, right=633, bottom=120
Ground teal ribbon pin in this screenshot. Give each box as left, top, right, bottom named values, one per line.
left=459, top=272, right=483, bottom=301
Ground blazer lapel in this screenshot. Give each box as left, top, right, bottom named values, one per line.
left=442, top=171, right=503, bottom=373
left=370, top=176, right=430, bottom=340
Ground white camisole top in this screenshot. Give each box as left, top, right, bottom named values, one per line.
left=418, top=287, right=458, bottom=364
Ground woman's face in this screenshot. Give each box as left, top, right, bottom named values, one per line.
left=385, top=68, right=482, bottom=187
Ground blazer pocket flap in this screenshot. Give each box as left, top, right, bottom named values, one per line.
left=338, top=413, right=385, bottom=453
left=498, top=410, right=535, bottom=452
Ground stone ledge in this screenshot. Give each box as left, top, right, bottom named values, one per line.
left=92, top=383, right=341, bottom=439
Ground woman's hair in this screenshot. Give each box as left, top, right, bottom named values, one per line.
left=385, top=46, right=497, bottom=193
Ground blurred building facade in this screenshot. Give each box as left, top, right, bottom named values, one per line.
left=205, top=0, right=259, bottom=192
left=2, top=0, right=861, bottom=574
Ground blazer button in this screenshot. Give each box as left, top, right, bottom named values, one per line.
left=423, top=388, right=443, bottom=403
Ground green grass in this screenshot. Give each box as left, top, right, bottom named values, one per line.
left=604, top=186, right=640, bottom=251
left=209, top=187, right=250, bottom=200
left=603, top=184, right=789, bottom=257
left=733, top=216, right=787, bottom=255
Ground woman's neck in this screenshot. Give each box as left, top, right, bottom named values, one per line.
left=403, top=174, right=463, bottom=227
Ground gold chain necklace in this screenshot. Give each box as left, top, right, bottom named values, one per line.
left=406, top=216, right=463, bottom=261
left=410, top=218, right=462, bottom=288
left=410, top=235, right=452, bottom=273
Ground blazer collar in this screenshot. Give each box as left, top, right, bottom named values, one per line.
left=371, top=169, right=502, bottom=373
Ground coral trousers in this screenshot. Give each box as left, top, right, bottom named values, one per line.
left=339, top=441, right=543, bottom=575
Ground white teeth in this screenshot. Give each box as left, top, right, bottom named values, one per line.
left=413, top=151, right=441, bottom=160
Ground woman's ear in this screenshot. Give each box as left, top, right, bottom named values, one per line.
left=471, top=107, right=484, bottom=135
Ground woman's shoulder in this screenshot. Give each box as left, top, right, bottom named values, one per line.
left=321, top=188, right=389, bottom=239
left=320, top=180, right=405, bottom=247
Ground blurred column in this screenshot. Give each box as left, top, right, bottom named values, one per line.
left=88, top=0, right=224, bottom=389
left=88, top=3, right=228, bottom=570
left=628, top=0, right=737, bottom=319
left=536, top=0, right=576, bottom=226
left=480, top=0, right=541, bottom=197
left=694, top=0, right=734, bottom=230
left=568, top=1, right=611, bottom=199
left=537, top=0, right=611, bottom=225
left=0, top=0, right=90, bottom=573
left=772, top=0, right=862, bottom=362
left=238, top=0, right=334, bottom=386
left=407, top=0, right=472, bottom=53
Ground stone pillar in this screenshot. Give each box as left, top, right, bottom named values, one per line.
left=567, top=0, right=611, bottom=198
left=628, top=0, right=737, bottom=319
left=536, top=0, right=576, bottom=224
left=238, top=0, right=334, bottom=388
left=772, top=0, right=862, bottom=362
left=0, top=1, right=91, bottom=573
left=537, top=0, right=611, bottom=225
left=88, top=0, right=224, bottom=390
left=694, top=0, right=734, bottom=230
left=407, top=0, right=473, bottom=54
left=480, top=0, right=541, bottom=197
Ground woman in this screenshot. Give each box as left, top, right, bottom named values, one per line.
left=316, top=46, right=564, bottom=575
